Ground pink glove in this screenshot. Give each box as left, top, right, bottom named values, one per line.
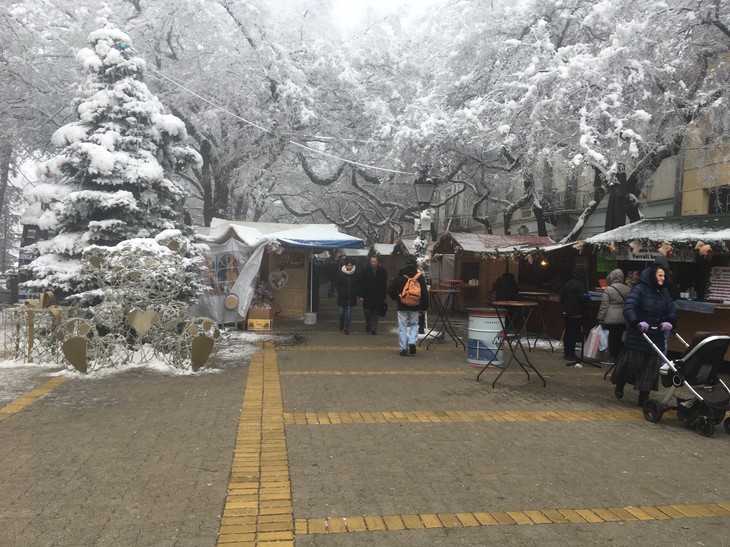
left=638, top=321, right=650, bottom=332
left=661, top=322, right=672, bottom=332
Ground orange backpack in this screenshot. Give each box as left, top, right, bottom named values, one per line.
left=399, top=272, right=422, bottom=306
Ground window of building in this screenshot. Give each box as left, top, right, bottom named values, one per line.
left=709, top=186, right=730, bottom=213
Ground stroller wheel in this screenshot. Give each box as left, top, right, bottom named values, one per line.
left=642, top=399, right=663, bottom=423
left=695, top=416, right=715, bottom=437
left=724, top=418, right=730, bottom=435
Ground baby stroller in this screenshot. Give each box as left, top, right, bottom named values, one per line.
left=642, top=329, right=730, bottom=437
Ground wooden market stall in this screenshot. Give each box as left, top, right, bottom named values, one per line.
left=372, top=240, right=412, bottom=281
left=581, top=214, right=730, bottom=359
left=431, top=232, right=555, bottom=311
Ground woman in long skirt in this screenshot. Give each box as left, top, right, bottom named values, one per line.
left=612, top=263, right=677, bottom=407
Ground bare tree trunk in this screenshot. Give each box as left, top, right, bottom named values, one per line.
left=0, top=144, right=11, bottom=220
left=199, top=140, right=215, bottom=226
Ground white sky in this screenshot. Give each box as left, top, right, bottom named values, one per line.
left=332, top=0, right=442, bottom=29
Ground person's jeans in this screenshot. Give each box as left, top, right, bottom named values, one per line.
left=338, top=306, right=352, bottom=331
left=397, top=310, right=420, bottom=350
left=364, top=307, right=379, bottom=333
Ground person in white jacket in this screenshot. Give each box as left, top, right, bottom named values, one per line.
left=596, top=269, right=630, bottom=364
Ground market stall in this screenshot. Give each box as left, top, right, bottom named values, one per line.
left=431, top=232, right=555, bottom=311
left=579, top=214, right=730, bottom=358
left=193, top=219, right=364, bottom=325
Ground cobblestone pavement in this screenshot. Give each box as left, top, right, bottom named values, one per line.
left=1, top=300, right=730, bottom=546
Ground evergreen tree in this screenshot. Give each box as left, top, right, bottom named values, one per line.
left=22, top=23, right=202, bottom=303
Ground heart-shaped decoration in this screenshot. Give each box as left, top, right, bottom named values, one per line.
left=191, top=336, right=214, bottom=371
left=62, top=337, right=88, bottom=373
left=127, top=309, right=158, bottom=335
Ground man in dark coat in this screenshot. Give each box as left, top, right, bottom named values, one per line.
left=359, top=255, right=388, bottom=335
left=388, top=258, right=429, bottom=356
left=559, top=265, right=591, bottom=361
left=335, top=258, right=360, bottom=334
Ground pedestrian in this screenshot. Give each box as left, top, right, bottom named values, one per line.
left=596, top=268, right=630, bottom=364
left=653, top=254, right=679, bottom=354
left=359, top=254, right=388, bottom=335
left=388, top=257, right=429, bottom=356
left=611, top=263, right=677, bottom=407
left=559, top=265, right=591, bottom=361
left=335, top=258, right=359, bottom=334
left=325, top=258, right=338, bottom=297
left=492, top=272, right=519, bottom=301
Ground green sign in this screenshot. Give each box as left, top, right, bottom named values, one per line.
left=596, top=256, right=617, bottom=272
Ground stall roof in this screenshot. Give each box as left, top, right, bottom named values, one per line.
left=197, top=218, right=365, bottom=249
left=373, top=240, right=411, bottom=256
left=582, top=214, right=730, bottom=246
left=433, top=232, right=555, bottom=255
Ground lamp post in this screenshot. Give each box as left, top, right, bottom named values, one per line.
left=413, top=173, right=436, bottom=267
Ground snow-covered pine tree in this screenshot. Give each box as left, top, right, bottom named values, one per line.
left=22, top=23, right=203, bottom=304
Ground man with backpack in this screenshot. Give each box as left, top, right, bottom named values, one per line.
left=388, top=258, right=429, bottom=356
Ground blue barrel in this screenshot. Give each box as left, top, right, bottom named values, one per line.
left=466, top=308, right=503, bottom=366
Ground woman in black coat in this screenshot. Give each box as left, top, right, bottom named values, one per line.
left=611, top=263, right=677, bottom=406
left=335, top=259, right=360, bottom=334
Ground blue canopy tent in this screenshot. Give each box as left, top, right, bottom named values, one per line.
left=194, top=220, right=364, bottom=322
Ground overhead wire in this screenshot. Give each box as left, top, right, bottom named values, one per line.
left=145, top=64, right=418, bottom=177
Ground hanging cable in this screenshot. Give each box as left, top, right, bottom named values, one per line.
left=146, top=66, right=417, bottom=177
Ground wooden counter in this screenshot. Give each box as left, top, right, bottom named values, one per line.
left=671, top=306, right=730, bottom=360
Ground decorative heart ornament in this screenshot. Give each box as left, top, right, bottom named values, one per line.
left=62, top=337, right=88, bottom=374
left=127, top=309, right=158, bottom=335
left=191, top=336, right=214, bottom=371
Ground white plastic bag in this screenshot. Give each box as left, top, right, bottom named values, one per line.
left=598, top=325, right=609, bottom=352
left=584, top=325, right=602, bottom=360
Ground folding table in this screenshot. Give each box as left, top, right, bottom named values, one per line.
left=477, top=300, right=547, bottom=388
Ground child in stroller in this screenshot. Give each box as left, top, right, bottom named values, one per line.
left=642, top=329, right=730, bottom=437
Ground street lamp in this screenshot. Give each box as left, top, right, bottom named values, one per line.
left=414, top=175, right=437, bottom=209
left=412, top=173, right=437, bottom=267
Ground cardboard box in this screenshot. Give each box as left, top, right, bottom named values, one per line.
left=247, top=307, right=272, bottom=331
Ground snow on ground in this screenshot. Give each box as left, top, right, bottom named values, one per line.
left=0, top=326, right=295, bottom=402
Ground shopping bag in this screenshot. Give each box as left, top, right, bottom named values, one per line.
left=378, top=300, right=388, bottom=317
left=598, top=325, right=609, bottom=351
left=583, top=325, right=602, bottom=360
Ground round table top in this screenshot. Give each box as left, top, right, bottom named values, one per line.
left=492, top=300, right=538, bottom=307
left=430, top=288, right=459, bottom=294
left=518, top=291, right=551, bottom=297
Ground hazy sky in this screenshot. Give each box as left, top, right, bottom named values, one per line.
left=331, top=0, right=442, bottom=29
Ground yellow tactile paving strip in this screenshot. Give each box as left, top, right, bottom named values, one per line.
left=277, top=345, right=458, bottom=351
left=283, top=408, right=642, bottom=425
left=294, top=503, right=730, bottom=535
left=218, top=342, right=294, bottom=547
left=223, top=343, right=729, bottom=544
left=281, top=369, right=604, bottom=377
left=0, top=377, right=69, bottom=422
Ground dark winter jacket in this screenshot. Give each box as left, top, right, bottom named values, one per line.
left=653, top=255, right=680, bottom=301
left=359, top=265, right=388, bottom=310
left=388, top=262, right=429, bottom=311
left=597, top=269, right=630, bottom=325
left=623, top=265, right=677, bottom=353
left=492, top=273, right=519, bottom=301
left=560, top=266, right=590, bottom=317
left=336, top=265, right=360, bottom=307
